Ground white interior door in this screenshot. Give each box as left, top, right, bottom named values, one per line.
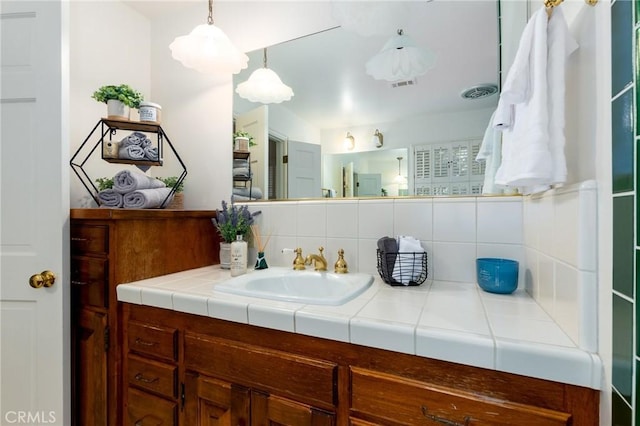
left=287, top=140, right=321, bottom=199
left=355, top=173, right=382, bottom=197
left=1, top=2, right=69, bottom=425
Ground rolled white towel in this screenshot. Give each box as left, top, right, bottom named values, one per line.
left=144, top=146, right=159, bottom=161
left=97, top=189, right=123, bottom=208
left=113, top=169, right=165, bottom=194
left=123, top=187, right=173, bottom=209
left=391, top=236, right=425, bottom=285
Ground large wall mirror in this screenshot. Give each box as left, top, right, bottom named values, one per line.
left=232, top=1, right=499, bottom=201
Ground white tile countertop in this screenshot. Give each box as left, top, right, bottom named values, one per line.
left=117, top=265, right=602, bottom=390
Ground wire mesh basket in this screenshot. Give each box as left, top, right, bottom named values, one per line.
left=376, top=249, right=428, bottom=286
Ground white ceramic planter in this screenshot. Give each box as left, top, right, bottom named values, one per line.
left=219, top=242, right=231, bottom=269
left=234, top=137, right=250, bottom=152
left=106, top=99, right=129, bottom=120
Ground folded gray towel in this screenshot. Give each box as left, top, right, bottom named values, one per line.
left=140, top=137, right=152, bottom=148
left=113, top=169, right=166, bottom=194
left=233, top=186, right=263, bottom=199
left=377, top=236, right=398, bottom=281
left=120, top=131, right=147, bottom=147
left=119, top=144, right=145, bottom=160
left=123, top=187, right=173, bottom=209
left=233, top=167, right=251, bottom=179
left=144, top=146, right=159, bottom=161
left=97, top=189, right=123, bottom=208
left=233, top=159, right=249, bottom=168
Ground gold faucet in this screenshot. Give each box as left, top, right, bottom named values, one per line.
left=292, top=248, right=306, bottom=270
left=334, top=249, right=348, bottom=274
left=305, top=247, right=327, bottom=271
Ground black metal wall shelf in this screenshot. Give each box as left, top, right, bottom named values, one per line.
left=70, top=118, right=187, bottom=208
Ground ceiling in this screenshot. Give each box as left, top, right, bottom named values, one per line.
left=126, top=1, right=500, bottom=130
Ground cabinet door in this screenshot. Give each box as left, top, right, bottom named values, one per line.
left=184, top=373, right=250, bottom=426
left=127, top=387, right=177, bottom=426
left=73, top=308, right=107, bottom=426
left=251, top=391, right=335, bottom=426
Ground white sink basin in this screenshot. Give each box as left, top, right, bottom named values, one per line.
left=214, top=267, right=374, bottom=305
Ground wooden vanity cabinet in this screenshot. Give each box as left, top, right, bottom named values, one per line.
left=70, top=209, right=219, bottom=426
left=122, top=304, right=599, bottom=426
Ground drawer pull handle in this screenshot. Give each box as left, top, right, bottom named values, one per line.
left=421, top=406, right=470, bottom=426
left=134, top=338, right=157, bottom=347
left=71, top=237, right=88, bottom=242
left=71, top=280, right=89, bottom=286
left=134, top=373, right=159, bottom=384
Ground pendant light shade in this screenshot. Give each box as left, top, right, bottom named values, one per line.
left=236, top=48, right=294, bottom=104
left=169, top=0, right=248, bottom=74
left=365, top=29, right=436, bottom=82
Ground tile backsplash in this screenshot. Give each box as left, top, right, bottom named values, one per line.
left=241, top=195, right=524, bottom=286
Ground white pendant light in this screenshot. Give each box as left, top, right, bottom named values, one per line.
left=169, top=0, right=248, bottom=75
left=236, top=48, right=294, bottom=104
left=365, top=29, right=436, bottom=82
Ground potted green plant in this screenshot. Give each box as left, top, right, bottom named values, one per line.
left=158, top=176, right=185, bottom=209
left=233, top=131, right=256, bottom=152
left=92, top=84, right=144, bottom=120
left=211, top=201, right=261, bottom=269
left=95, top=177, right=114, bottom=191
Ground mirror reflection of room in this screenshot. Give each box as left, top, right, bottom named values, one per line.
left=232, top=1, right=499, bottom=200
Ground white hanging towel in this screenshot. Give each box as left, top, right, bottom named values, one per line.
left=493, top=6, right=577, bottom=194
left=476, top=110, right=504, bottom=195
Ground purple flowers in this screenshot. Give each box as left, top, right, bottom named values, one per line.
left=212, top=200, right=261, bottom=243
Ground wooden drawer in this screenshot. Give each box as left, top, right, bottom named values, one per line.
left=128, top=321, right=178, bottom=362
left=127, top=387, right=177, bottom=426
left=71, top=224, right=108, bottom=255
left=350, top=367, right=572, bottom=426
left=128, top=354, right=177, bottom=399
left=184, top=332, right=337, bottom=410
left=71, top=256, right=107, bottom=308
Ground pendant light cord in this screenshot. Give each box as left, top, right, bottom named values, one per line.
left=263, top=48, right=268, bottom=68
left=207, top=0, right=214, bottom=24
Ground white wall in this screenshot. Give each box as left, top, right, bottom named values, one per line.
left=69, top=2, right=151, bottom=207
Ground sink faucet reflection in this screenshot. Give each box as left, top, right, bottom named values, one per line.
left=305, top=247, right=327, bottom=271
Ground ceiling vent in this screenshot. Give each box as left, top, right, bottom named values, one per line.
left=391, top=78, right=417, bottom=88
left=460, top=84, right=499, bottom=100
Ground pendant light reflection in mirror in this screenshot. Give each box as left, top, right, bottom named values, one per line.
left=236, top=48, right=294, bottom=104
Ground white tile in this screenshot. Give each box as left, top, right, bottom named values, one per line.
left=433, top=199, right=476, bottom=242
left=553, top=262, right=580, bottom=346
left=477, top=198, right=523, bottom=244
left=117, top=285, right=142, bottom=304
left=207, top=297, right=249, bottom=324
left=295, top=311, right=351, bottom=342
left=419, top=308, right=490, bottom=335
left=296, top=202, right=327, bottom=238
left=489, top=315, right=574, bottom=347
left=357, top=200, right=394, bottom=239
left=416, top=327, right=495, bottom=369
left=357, top=295, right=425, bottom=324
left=326, top=200, right=358, bottom=238
left=269, top=201, right=298, bottom=237
left=358, top=238, right=379, bottom=276
left=523, top=248, right=538, bottom=298
left=172, top=292, right=209, bottom=316
left=578, top=271, right=598, bottom=352
left=140, top=287, right=174, bottom=310
left=536, top=253, right=555, bottom=316
left=431, top=242, right=476, bottom=282
left=552, top=192, right=579, bottom=267
left=350, top=318, right=415, bottom=354
left=482, top=295, right=550, bottom=321
left=578, top=187, right=597, bottom=272
left=536, top=196, right=555, bottom=255
left=247, top=302, right=300, bottom=332
left=522, top=197, right=538, bottom=249
left=393, top=198, right=433, bottom=241
left=495, top=339, right=596, bottom=388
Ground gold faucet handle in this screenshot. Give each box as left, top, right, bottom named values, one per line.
left=334, top=249, right=348, bottom=274
left=293, top=247, right=306, bottom=270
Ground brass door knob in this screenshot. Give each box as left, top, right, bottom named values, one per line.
left=29, top=270, right=56, bottom=289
